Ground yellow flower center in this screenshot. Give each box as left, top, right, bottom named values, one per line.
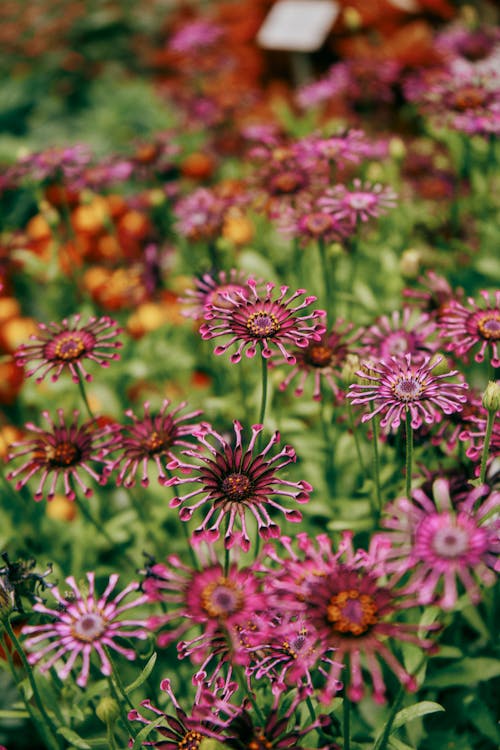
left=478, top=313, right=500, bottom=340
left=327, top=589, right=379, bottom=636
left=54, top=334, right=86, bottom=360
left=246, top=311, right=280, bottom=337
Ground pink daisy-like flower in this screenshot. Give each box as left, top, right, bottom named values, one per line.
left=359, top=307, right=438, bottom=364
left=181, top=270, right=258, bottom=321
left=6, top=410, right=118, bottom=501
left=108, top=399, right=202, bottom=488
left=403, top=270, right=462, bottom=317
left=15, top=314, right=123, bottom=384
left=318, top=179, right=397, bottom=228
left=168, top=20, right=224, bottom=54
left=439, top=290, right=500, bottom=368
left=459, top=396, right=500, bottom=469
left=167, top=420, right=312, bottom=551
left=347, top=354, right=468, bottom=430
left=276, top=196, right=350, bottom=246
left=381, top=478, right=500, bottom=609
left=199, top=279, right=326, bottom=364
left=272, top=317, right=359, bottom=401
left=174, top=187, right=242, bottom=243
left=266, top=532, right=437, bottom=704
left=22, top=573, right=147, bottom=687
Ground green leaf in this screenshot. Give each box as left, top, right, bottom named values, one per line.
left=388, top=738, right=415, bottom=750
left=57, top=727, right=91, bottom=749
left=392, top=701, right=445, bottom=730
left=132, top=714, right=166, bottom=750
left=425, top=658, right=500, bottom=688
left=125, top=652, right=157, bottom=695
left=0, top=709, right=30, bottom=719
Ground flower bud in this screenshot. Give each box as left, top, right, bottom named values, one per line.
left=389, top=137, right=406, bottom=161
left=482, top=381, right=500, bottom=413
left=399, top=248, right=421, bottom=279
left=341, top=354, right=361, bottom=385
left=429, top=354, right=451, bottom=377
left=96, top=696, right=120, bottom=725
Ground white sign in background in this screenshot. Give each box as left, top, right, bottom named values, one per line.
left=257, top=0, right=340, bottom=53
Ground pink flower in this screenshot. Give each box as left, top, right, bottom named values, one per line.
left=108, top=399, right=202, bottom=488
left=439, top=290, right=500, bottom=368
left=181, top=270, right=259, bottom=321
left=6, top=410, right=118, bottom=501
left=381, top=479, right=500, bottom=608
left=167, top=421, right=312, bottom=551
left=199, top=279, right=326, bottom=364
left=347, top=354, right=468, bottom=431
left=318, top=179, right=397, bottom=228
left=15, top=314, right=123, bottom=384
left=358, top=307, right=438, bottom=364
left=22, top=573, right=147, bottom=687
left=168, top=20, right=224, bottom=54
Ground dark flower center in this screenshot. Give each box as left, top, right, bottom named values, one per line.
left=327, top=589, right=378, bottom=636
left=392, top=376, right=423, bottom=401
left=221, top=472, right=252, bottom=501
left=179, top=730, right=203, bottom=750
left=200, top=577, right=244, bottom=618
left=303, top=213, right=333, bottom=236
left=46, top=441, right=80, bottom=467
left=306, top=343, right=333, bottom=368
left=452, top=86, right=488, bottom=111
left=246, top=311, right=281, bottom=338
left=54, top=333, right=86, bottom=361
left=270, top=170, right=305, bottom=195
left=71, top=612, right=106, bottom=642
left=477, top=313, right=500, bottom=340
left=283, top=628, right=308, bottom=657
left=143, top=430, right=171, bottom=455
left=247, top=734, right=272, bottom=750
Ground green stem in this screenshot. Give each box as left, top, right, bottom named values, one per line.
left=318, top=238, right=333, bottom=319
left=372, top=417, right=382, bottom=519
left=76, top=372, right=95, bottom=420
left=405, top=410, right=413, bottom=499
left=2, top=618, right=62, bottom=750
left=372, top=683, right=405, bottom=750
left=347, top=401, right=366, bottom=479
left=106, top=723, right=118, bottom=750
left=479, top=409, right=496, bottom=485
left=257, top=348, right=269, bottom=451
left=343, top=692, right=351, bottom=750
left=74, top=496, right=137, bottom=571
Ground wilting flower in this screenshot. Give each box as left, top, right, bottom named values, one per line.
left=22, top=573, right=147, bottom=687
left=347, top=354, right=468, bottom=430
left=6, top=410, right=118, bottom=501
left=199, top=279, right=326, bottom=364
left=439, top=290, right=500, bottom=368
left=381, top=479, right=500, bottom=608
left=0, top=553, right=53, bottom=613
left=318, top=179, right=397, bottom=228
left=272, top=317, right=359, bottom=401
left=181, top=269, right=258, bottom=320
left=359, top=307, right=438, bottom=364
left=167, top=420, right=312, bottom=550
left=108, top=399, right=202, bottom=488
left=15, top=314, right=123, bottom=384
left=267, top=532, right=437, bottom=703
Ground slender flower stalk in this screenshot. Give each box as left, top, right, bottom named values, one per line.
left=479, top=409, right=496, bottom=485
left=405, top=410, right=414, bottom=499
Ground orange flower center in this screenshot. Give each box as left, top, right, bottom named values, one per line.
left=179, top=730, right=203, bottom=750
left=306, top=344, right=333, bottom=367
left=478, top=313, right=500, bottom=340
left=452, top=86, right=487, bottom=111
left=54, top=334, right=86, bottom=360
left=246, top=311, right=280, bottom=337
left=144, top=430, right=170, bottom=455
left=248, top=735, right=272, bottom=750
left=327, top=589, right=379, bottom=636
left=200, top=577, right=244, bottom=619
left=46, top=441, right=79, bottom=466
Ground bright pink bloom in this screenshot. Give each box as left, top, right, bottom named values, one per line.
left=347, top=354, right=468, bottom=430
left=167, top=420, right=312, bottom=551
left=108, top=399, right=202, bottom=488
left=15, top=314, right=122, bottom=384
left=359, top=307, right=438, bottom=364
left=181, top=270, right=259, bottom=320
left=318, top=179, right=397, bottom=228
left=22, top=573, right=147, bottom=687
left=439, top=290, right=500, bottom=368
left=381, top=479, right=500, bottom=608
left=199, top=279, right=326, bottom=364
left=6, top=410, right=118, bottom=501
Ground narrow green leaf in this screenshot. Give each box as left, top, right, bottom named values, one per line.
left=132, top=714, right=166, bottom=750
left=425, top=658, right=500, bottom=688
left=388, top=738, right=415, bottom=750
left=0, top=709, right=30, bottom=719
left=125, top=652, right=157, bottom=694
left=392, top=701, right=445, bottom=730
left=57, top=727, right=91, bottom=749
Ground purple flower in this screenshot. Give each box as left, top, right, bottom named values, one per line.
left=381, top=478, right=500, bottom=608
left=359, top=307, right=438, bottom=364
left=439, top=290, right=500, bottom=368
left=318, top=179, right=397, bottom=228
left=22, top=573, right=147, bottom=687
left=181, top=270, right=259, bottom=321
left=168, top=20, right=224, bottom=53
left=347, top=354, right=468, bottom=431
left=199, top=279, right=326, bottom=363
left=15, top=314, right=123, bottom=384
left=167, top=420, right=312, bottom=551
left=6, top=410, right=118, bottom=501
left=109, top=399, right=202, bottom=488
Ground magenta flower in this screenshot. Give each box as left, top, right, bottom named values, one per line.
left=359, top=307, right=438, bottom=364
left=174, top=187, right=242, bottom=242
left=381, top=479, right=500, bottom=608
left=276, top=198, right=349, bottom=246
left=15, top=314, right=123, bottom=384
left=459, top=396, right=500, bottom=470
left=266, top=532, right=437, bottom=704
left=272, top=317, right=359, bottom=401
left=347, top=354, right=468, bottom=430
left=199, top=279, right=326, bottom=364
left=439, top=290, right=500, bottom=368
left=169, top=20, right=224, bottom=53
left=22, top=573, right=147, bottom=687
left=318, top=179, right=397, bottom=228
left=181, top=269, right=258, bottom=321
left=109, top=399, right=202, bottom=488
left=167, top=420, right=312, bottom=551
left=6, top=410, right=118, bottom=501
